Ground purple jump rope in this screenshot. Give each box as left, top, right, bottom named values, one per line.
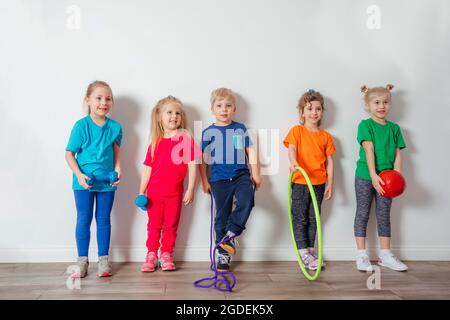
left=193, top=193, right=237, bottom=292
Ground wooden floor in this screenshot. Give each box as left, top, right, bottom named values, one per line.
left=1, top=261, right=449, bottom=300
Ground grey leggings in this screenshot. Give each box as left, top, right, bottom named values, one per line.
left=354, top=176, right=392, bottom=237
left=291, top=183, right=325, bottom=249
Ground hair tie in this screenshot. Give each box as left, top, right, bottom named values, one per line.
left=308, top=89, right=316, bottom=94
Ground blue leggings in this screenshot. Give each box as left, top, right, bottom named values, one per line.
left=73, top=190, right=115, bottom=257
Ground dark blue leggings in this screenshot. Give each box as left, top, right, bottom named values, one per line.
left=73, top=190, right=115, bottom=257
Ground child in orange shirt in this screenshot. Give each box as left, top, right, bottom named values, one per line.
left=283, top=90, right=336, bottom=270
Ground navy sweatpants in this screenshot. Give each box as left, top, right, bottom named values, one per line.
left=211, top=173, right=255, bottom=254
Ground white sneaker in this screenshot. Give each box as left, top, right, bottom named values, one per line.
left=378, top=253, right=408, bottom=271
left=356, top=253, right=372, bottom=271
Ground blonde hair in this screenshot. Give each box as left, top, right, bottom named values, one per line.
left=361, top=84, right=394, bottom=106
left=149, top=95, right=187, bottom=157
left=210, top=87, right=236, bottom=108
left=297, top=90, right=325, bottom=126
left=84, top=80, right=113, bottom=114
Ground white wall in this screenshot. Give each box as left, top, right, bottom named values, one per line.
left=1, top=0, right=449, bottom=262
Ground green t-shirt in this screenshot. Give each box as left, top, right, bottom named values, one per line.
left=356, top=118, right=406, bottom=181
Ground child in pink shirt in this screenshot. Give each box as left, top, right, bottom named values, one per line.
left=138, top=96, right=200, bottom=272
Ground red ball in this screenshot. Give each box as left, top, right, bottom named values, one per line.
left=379, top=170, right=406, bottom=198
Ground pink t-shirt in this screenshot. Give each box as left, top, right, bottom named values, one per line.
left=144, top=132, right=201, bottom=197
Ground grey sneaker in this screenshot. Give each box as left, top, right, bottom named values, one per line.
left=75, top=256, right=89, bottom=278
left=216, top=252, right=231, bottom=272
left=98, top=255, right=112, bottom=277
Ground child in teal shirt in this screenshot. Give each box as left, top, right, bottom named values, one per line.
left=65, top=81, right=122, bottom=278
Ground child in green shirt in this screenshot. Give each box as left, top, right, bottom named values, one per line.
left=354, top=84, right=408, bottom=272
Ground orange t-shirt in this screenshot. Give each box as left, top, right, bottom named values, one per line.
left=283, top=125, right=336, bottom=185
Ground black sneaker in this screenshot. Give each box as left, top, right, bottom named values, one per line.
left=216, top=253, right=231, bottom=272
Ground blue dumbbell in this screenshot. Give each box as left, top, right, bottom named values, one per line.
left=135, top=195, right=148, bottom=212
left=86, top=171, right=119, bottom=186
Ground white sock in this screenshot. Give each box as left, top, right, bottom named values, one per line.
left=357, top=249, right=368, bottom=256
left=379, top=249, right=391, bottom=257
left=226, top=231, right=236, bottom=238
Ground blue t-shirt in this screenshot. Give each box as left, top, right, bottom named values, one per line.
left=201, top=121, right=251, bottom=182
left=66, top=115, right=122, bottom=191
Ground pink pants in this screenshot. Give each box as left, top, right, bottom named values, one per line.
left=146, top=192, right=183, bottom=255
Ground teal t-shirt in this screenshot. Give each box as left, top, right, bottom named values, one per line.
left=356, top=118, right=406, bottom=181
left=66, top=116, right=122, bottom=191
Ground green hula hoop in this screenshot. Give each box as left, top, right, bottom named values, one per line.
left=288, top=166, right=323, bottom=281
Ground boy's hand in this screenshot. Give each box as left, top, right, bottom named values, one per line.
left=371, top=174, right=385, bottom=195
left=289, top=164, right=299, bottom=173
left=111, top=169, right=122, bottom=187
left=252, top=174, right=263, bottom=190
left=324, top=184, right=333, bottom=200
left=183, top=188, right=194, bottom=205
left=201, top=182, right=211, bottom=194
left=76, top=173, right=92, bottom=189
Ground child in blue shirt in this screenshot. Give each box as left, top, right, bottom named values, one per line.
left=199, top=88, right=262, bottom=272
left=65, top=81, right=122, bottom=278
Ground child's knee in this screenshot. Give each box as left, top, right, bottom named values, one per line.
left=76, top=216, right=92, bottom=228
left=240, top=196, right=254, bottom=211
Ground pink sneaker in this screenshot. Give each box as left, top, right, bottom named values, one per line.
left=309, top=248, right=326, bottom=268
left=301, top=252, right=319, bottom=271
left=141, top=252, right=158, bottom=272
left=160, top=252, right=176, bottom=271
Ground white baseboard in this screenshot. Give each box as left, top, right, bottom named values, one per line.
left=1, top=245, right=449, bottom=263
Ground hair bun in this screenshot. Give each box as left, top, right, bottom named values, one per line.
left=360, top=85, right=369, bottom=93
